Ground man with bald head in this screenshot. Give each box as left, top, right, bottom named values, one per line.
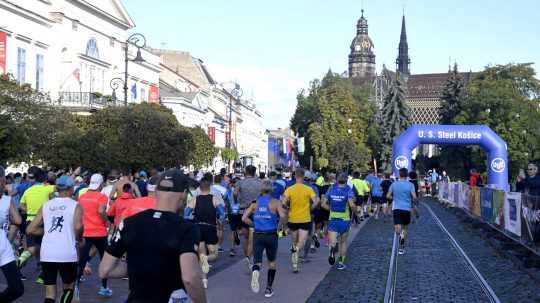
left=99, top=169, right=206, bottom=303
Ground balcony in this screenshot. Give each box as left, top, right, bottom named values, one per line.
left=53, top=92, right=121, bottom=111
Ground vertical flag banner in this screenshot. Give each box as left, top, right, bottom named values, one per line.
left=480, top=187, right=493, bottom=222
left=504, top=192, right=521, bottom=237
left=131, top=83, right=138, bottom=99
left=149, top=86, right=159, bottom=103
left=0, top=32, right=6, bottom=74
left=470, top=187, right=481, bottom=217
left=492, top=190, right=505, bottom=226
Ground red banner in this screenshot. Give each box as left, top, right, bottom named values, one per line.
left=0, top=32, right=6, bottom=74
left=208, top=127, right=216, bottom=144
left=149, top=85, right=159, bottom=103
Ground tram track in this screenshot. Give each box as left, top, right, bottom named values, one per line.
left=383, top=202, right=501, bottom=303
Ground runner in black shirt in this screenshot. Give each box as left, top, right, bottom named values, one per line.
left=380, top=174, right=393, bottom=220
left=99, top=169, right=206, bottom=303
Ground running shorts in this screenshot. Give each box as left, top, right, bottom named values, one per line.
left=25, top=234, right=42, bottom=248
left=41, top=262, right=78, bottom=285
left=313, top=208, right=330, bottom=224
left=228, top=214, right=242, bottom=231
left=371, top=196, right=383, bottom=205
left=253, top=232, right=278, bottom=264
left=393, top=209, right=411, bottom=226
left=355, top=196, right=366, bottom=206
left=287, top=222, right=311, bottom=231
left=328, top=219, right=351, bottom=235
left=197, top=224, right=218, bottom=245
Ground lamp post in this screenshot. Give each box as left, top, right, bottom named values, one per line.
left=110, top=77, right=124, bottom=104
left=226, top=83, right=243, bottom=149
left=123, top=33, right=146, bottom=106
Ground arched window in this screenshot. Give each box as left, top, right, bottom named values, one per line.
left=85, top=38, right=100, bottom=59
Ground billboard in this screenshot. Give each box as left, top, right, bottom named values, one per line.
left=0, top=32, right=6, bottom=74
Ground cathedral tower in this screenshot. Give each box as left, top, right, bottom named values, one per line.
left=396, top=14, right=411, bottom=77
left=348, top=10, right=376, bottom=80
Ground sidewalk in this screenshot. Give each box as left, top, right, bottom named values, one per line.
left=205, top=219, right=369, bottom=303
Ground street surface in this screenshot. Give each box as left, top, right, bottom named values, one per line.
left=1, top=198, right=539, bottom=302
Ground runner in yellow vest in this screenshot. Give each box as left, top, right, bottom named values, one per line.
left=351, top=172, right=370, bottom=222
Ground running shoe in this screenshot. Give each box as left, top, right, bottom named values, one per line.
left=234, top=231, right=241, bottom=246
left=291, top=246, right=299, bottom=273
left=328, top=245, right=337, bottom=265
left=398, top=248, right=405, bottom=255
left=250, top=270, right=260, bottom=293
left=218, top=247, right=224, bottom=253
left=202, top=278, right=208, bottom=289
left=229, top=249, right=236, bottom=257
left=200, top=254, right=210, bottom=274
left=98, top=287, right=113, bottom=297
left=17, top=250, right=31, bottom=268
left=264, top=287, right=274, bottom=298
left=312, top=235, right=320, bottom=248
left=35, top=276, right=44, bottom=285
left=19, top=273, right=27, bottom=281
left=336, top=262, right=347, bottom=270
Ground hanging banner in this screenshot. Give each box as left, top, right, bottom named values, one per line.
left=522, top=194, right=540, bottom=244
left=504, top=192, right=521, bottom=237
left=149, top=86, right=159, bottom=103
left=0, top=32, right=6, bottom=74
left=491, top=190, right=505, bottom=226
left=470, top=187, right=481, bottom=217
left=480, top=188, right=493, bottom=222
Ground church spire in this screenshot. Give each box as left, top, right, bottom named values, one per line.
left=396, top=14, right=410, bottom=76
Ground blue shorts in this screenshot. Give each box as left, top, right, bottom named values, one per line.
left=328, top=219, right=351, bottom=235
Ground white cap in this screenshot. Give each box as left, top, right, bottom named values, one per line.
left=88, top=174, right=104, bottom=190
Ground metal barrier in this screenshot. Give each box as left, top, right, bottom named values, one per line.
left=437, top=182, right=540, bottom=253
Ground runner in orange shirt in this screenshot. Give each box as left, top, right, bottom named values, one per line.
left=122, top=177, right=158, bottom=219
left=76, top=174, right=112, bottom=298
left=107, top=183, right=135, bottom=227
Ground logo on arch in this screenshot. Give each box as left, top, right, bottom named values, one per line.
left=490, top=158, right=506, bottom=173
left=394, top=156, right=409, bottom=169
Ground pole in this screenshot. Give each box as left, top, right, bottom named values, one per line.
left=123, top=42, right=129, bottom=106
left=309, top=156, right=313, bottom=172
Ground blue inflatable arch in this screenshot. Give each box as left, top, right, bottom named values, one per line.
left=392, top=124, right=508, bottom=190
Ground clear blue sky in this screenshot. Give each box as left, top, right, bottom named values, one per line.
left=124, top=0, right=540, bottom=129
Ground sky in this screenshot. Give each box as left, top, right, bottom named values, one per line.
left=124, top=0, right=540, bottom=129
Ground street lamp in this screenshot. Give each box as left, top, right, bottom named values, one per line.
left=225, top=83, right=243, bottom=148
left=110, top=77, right=124, bottom=104
left=123, top=33, right=146, bottom=106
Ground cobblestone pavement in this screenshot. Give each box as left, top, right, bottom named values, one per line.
left=394, top=202, right=489, bottom=303
left=307, top=216, right=394, bottom=303
left=425, top=198, right=540, bottom=303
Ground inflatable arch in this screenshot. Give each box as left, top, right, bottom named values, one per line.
left=392, top=124, right=508, bottom=190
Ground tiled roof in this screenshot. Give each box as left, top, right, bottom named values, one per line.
left=407, top=72, right=475, bottom=99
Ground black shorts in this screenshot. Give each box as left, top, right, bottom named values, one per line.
left=25, top=234, right=42, bottom=248
left=313, top=208, right=330, bottom=224
left=197, top=224, right=218, bottom=245
left=355, top=196, right=366, bottom=206
left=41, top=262, right=78, bottom=285
left=372, top=196, right=383, bottom=205
left=393, top=209, right=411, bottom=226
left=228, top=214, right=243, bottom=231
left=287, top=222, right=311, bottom=231
left=253, top=232, right=278, bottom=264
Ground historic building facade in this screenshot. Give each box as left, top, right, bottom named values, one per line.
left=348, top=10, right=475, bottom=124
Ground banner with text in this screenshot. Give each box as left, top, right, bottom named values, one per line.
left=492, top=190, right=505, bottom=227
left=480, top=188, right=493, bottom=222
left=504, top=192, right=521, bottom=237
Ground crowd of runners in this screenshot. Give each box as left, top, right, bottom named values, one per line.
left=0, top=163, right=418, bottom=302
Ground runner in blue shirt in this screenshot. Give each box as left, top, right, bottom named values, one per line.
left=387, top=168, right=417, bottom=255
left=370, top=174, right=384, bottom=219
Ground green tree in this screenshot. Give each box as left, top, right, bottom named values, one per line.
left=380, top=75, right=411, bottom=172
left=440, top=63, right=467, bottom=124
left=186, top=127, right=218, bottom=169
left=455, top=63, right=540, bottom=178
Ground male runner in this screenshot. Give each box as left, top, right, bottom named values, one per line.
left=234, top=165, right=262, bottom=271
left=387, top=168, right=417, bottom=255
left=282, top=168, right=319, bottom=273
left=76, top=173, right=112, bottom=298
left=351, top=172, right=370, bottom=222
left=27, top=176, right=83, bottom=303
left=242, top=180, right=286, bottom=297
left=0, top=166, right=24, bottom=302
left=189, top=178, right=225, bottom=289
left=381, top=174, right=393, bottom=219
left=322, top=173, right=356, bottom=270
left=99, top=169, right=206, bottom=303
left=211, top=174, right=227, bottom=253
left=370, top=174, right=384, bottom=219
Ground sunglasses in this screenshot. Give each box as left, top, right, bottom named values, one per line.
left=528, top=168, right=536, bottom=171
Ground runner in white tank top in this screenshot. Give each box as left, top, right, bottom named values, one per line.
left=0, top=166, right=24, bottom=302
left=27, top=175, right=83, bottom=303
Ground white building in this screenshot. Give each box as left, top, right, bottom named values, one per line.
left=0, top=0, right=160, bottom=110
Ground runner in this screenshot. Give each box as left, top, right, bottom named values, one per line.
left=0, top=166, right=24, bottom=302
left=370, top=173, right=384, bottom=220
left=99, top=169, right=206, bottom=303
left=322, top=173, right=356, bottom=270
left=234, top=165, right=262, bottom=271
left=226, top=178, right=242, bottom=257
left=27, top=175, right=83, bottom=303
left=211, top=174, right=227, bottom=253
left=18, top=168, right=55, bottom=283
left=351, top=172, right=370, bottom=223
left=282, top=168, right=319, bottom=273
left=122, top=176, right=158, bottom=219
left=386, top=168, right=417, bottom=255
left=381, top=173, right=393, bottom=220
left=314, top=173, right=332, bottom=246
left=408, top=171, right=420, bottom=222
left=242, top=180, right=286, bottom=297
left=191, top=178, right=225, bottom=289
left=107, top=183, right=136, bottom=228
left=76, top=173, right=112, bottom=298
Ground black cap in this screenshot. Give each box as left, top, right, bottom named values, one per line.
left=156, top=169, right=189, bottom=193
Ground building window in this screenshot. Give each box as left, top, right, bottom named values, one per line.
left=16, top=48, right=26, bottom=84
left=109, top=37, right=115, bottom=47
left=35, top=54, right=44, bottom=91
left=85, top=38, right=99, bottom=59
